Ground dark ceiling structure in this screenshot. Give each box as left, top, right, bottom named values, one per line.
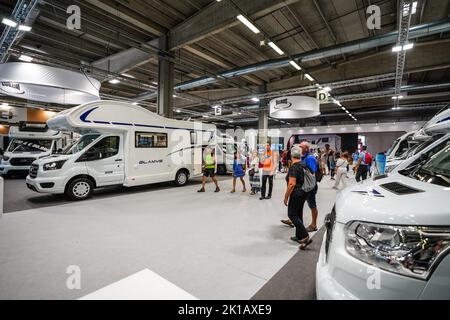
left=1, top=0, right=450, bottom=128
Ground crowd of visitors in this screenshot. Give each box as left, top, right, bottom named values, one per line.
left=197, top=140, right=374, bottom=250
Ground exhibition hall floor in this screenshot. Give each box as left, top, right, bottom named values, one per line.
left=0, top=174, right=349, bottom=300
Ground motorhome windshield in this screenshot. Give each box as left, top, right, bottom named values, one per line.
left=7, top=139, right=53, bottom=153
left=62, top=134, right=100, bottom=155
left=413, top=146, right=450, bottom=187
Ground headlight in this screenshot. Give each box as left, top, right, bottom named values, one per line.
left=346, top=221, right=450, bottom=280
left=43, top=160, right=67, bottom=171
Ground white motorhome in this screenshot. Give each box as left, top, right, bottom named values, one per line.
left=26, top=101, right=216, bottom=200
left=317, top=144, right=450, bottom=300
left=0, top=122, right=64, bottom=177
left=385, top=106, right=450, bottom=173
left=386, top=130, right=417, bottom=161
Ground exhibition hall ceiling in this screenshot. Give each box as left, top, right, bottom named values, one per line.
left=1, top=0, right=450, bottom=127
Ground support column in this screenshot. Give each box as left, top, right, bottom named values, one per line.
left=257, top=84, right=268, bottom=145
left=157, top=34, right=174, bottom=118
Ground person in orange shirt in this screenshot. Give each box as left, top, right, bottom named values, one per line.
left=260, top=143, right=276, bottom=200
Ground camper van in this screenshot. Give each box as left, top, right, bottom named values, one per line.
left=0, top=122, right=64, bottom=177
left=26, top=101, right=216, bottom=200
left=386, top=130, right=417, bottom=161
left=287, top=134, right=342, bottom=152
left=385, top=106, right=450, bottom=173
left=316, top=144, right=450, bottom=300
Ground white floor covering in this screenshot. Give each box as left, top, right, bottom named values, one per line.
left=0, top=173, right=354, bottom=300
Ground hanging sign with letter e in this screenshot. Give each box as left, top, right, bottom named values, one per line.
left=317, top=90, right=332, bottom=104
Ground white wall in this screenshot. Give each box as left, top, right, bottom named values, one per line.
left=364, top=132, right=404, bottom=154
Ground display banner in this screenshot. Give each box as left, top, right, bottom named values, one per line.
left=269, top=96, right=320, bottom=119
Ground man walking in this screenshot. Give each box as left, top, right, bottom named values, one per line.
left=198, top=148, right=220, bottom=193
left=299, top=141, right=319, bottom=232
left=355, top=145, right=371, bottom=183
left=260, top=143, right=275, bottom=200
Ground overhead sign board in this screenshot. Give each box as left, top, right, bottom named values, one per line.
left=269, top=96, right=320, bottom=119
left=317, top=90, right=332, bottom=104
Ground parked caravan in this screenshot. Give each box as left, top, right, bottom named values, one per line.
left=0, top=122, right=64, bottom=177
left=287, top=134, right=341, bottom=152
left=26, top=101, right=216, bottom=200
left=386, top=130, right=417, bottom=160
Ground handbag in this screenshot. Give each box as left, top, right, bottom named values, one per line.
left=249, top=168, right=255, bottom=177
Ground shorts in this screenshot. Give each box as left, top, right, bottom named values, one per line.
left=306, top=184, right=318, bottom=209
left=203, top=168, right=215, bottom=177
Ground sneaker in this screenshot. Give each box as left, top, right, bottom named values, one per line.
left=266, top=196, right=272, bottom=200
left=290, top=236, right=300, bottom=243
left=259, top=196, right=266, bottom=200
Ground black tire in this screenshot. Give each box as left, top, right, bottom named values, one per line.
left=175, top=170, right=189, bottom=187
left=65, top=177, right=94, bottom=201
left=217, top=164, right=227, bottom=175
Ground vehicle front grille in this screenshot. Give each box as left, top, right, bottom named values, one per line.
left=324, top=206, right=337, bottom=262
left=29, top=164, right=38, bottom=179
left=380, top=182, right=424, bottom=195
left=10, top=158, right=35, bottom=166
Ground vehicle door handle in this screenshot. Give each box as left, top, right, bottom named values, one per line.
left=115, top=159, right=123, bottom=162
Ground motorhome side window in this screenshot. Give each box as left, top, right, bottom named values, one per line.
left=79, top=136, right=120, bottom=162
left=135, top=132, right=168, bottom=148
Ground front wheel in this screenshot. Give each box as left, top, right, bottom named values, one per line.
left=65, top=178, right=94, bottom=201
left=175, top=170, right=189, bottom=187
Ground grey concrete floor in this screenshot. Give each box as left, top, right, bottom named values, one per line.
left=0, top=173, right=348, bottom=300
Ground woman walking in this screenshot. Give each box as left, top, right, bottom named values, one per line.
left=329, top=150, right=336, bottom=180
left=333, top=152, right=349, bottom=190
left=283, top=146, right=313, bottom=250
left=231, top=152, right=247, bottom=193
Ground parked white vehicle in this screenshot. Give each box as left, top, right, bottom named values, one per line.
left=0, top=122, right=64, bottom=177
left=385, top=106, right=450, bottom=173
left=316, top=144, right=450, bottom=300
left=386, top=131, right=417, bottom=161
left=26, top=101, right=216, bottom=200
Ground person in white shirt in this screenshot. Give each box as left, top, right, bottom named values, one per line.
left=333, top=152, right=348, bottom=190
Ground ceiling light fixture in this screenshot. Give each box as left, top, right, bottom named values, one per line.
left=402, top=43, right=414, bottom=50
left=305, top=74, right=314, bottom=82
left=268, top=42, right=284, bottom=55
left=109, top=79, right=120, bottom=84
left=18, top=55, right=33, bottom=62
left=323, top=86, right=332, bottom=92
left=289, top=60, right=302, bottom=71
left=237, top=14, right=260, bottom=34
left=2, top=18, right=17, bottom=28
left=251, top=97, right=260, bottom=102
left=18, top=25, right=31, bottom=32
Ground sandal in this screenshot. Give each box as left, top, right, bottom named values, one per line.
left=299, top=237, right=313, bottom=250
left=306, top=225, right=318, bottom=232
left=281, top=220, right=295, bottom=228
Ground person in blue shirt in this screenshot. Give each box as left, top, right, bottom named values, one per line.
left=299, top=141, right=319, bottom=232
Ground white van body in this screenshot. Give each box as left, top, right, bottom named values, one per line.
left=0, top=123, right=63, bottom=176
left=386, top=131, right=417, bottom=161
left=316, top=145, right=450, bottom=300
left=26, top=101, right=216, bottom=200
left=385, top=106, right=450, bottom=173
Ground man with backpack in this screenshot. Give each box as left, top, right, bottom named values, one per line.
left=299, top=141, right=319, bottom=233
left=355, top=145, right=372, bottom=183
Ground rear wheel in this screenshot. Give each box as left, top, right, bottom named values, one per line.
left=175, top=170, right=189, bottom=186
left=65, top=178, right=94, bottom=201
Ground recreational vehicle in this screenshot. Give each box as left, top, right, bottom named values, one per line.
left=0, top=122, right=64, bottom=177
left=287, top=134, right=341, bottom=152
left=385, top=106, right=450, bottom=173
left=317, top=144, right=450, bottom=300
left=26, top=101, right=216, bottom=200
